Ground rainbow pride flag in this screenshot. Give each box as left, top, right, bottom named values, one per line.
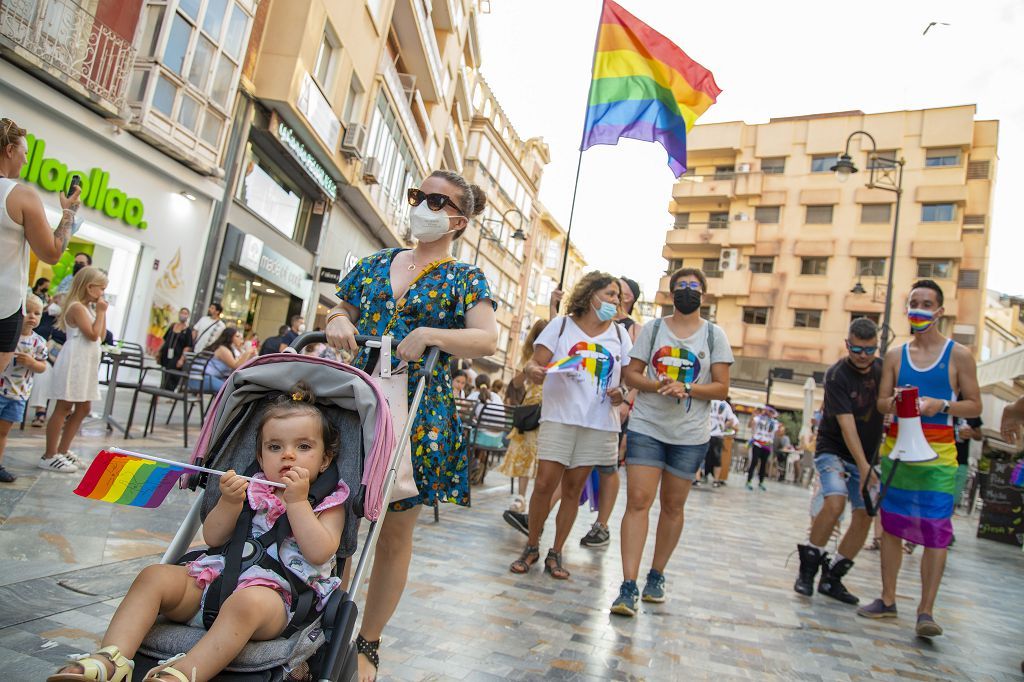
left=580, top=0, right=721, bottom=177
left=74, top=449, right=186, bottom=508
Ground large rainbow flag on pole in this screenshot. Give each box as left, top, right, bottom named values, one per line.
left=580, top=0, right=721, bottom=177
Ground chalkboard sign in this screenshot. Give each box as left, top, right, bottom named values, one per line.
left=977, top=459, right=1023, bottom=547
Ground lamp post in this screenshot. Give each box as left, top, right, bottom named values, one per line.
left=473, top=207, right=526, bottom=266
left=832, top=131, right=905, bottom=354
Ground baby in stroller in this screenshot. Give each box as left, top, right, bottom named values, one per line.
left=49, top=382, right=348, bottom=682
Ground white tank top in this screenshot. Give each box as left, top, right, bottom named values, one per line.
left=0, top=178, right=29, bottom=318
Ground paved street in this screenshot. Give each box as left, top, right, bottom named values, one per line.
left=0, top=399, right=1021, bottom=681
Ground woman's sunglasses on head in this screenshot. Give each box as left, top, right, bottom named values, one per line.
left=407, top=188, right=464, bottom=216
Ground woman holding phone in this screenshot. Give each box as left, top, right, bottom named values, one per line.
left=0, top=118, right=82, bottom=372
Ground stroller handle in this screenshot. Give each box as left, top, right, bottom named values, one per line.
left=290, top=331, right=442, bottom=377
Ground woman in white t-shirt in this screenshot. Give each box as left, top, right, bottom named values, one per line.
left=509, top=272, right=632, bottom=580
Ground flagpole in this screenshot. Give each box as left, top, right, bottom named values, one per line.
left=109, top=447, right=286, bottom=488
left=558, top=0, right=606, bottom=291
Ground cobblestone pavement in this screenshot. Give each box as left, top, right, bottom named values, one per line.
left=0, top=397, right=1021, bottom=680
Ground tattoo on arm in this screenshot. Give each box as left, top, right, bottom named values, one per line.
left=54, top=210, right=74, bottom=253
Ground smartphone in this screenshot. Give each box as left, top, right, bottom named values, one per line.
left=68, top=174, right=82, bottom=195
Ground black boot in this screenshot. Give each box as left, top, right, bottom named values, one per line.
left=818, top=557, right=859, bottom=604
left=794, top=544, right=823, bottom=596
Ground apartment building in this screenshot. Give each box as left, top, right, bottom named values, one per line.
left=524, top=206, right=587, bottom=324
left=659, top=105, right=998, bottom=393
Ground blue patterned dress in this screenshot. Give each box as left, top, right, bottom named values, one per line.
left=336, top=248, right=495, bottom=511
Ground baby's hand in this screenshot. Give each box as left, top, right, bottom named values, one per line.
left=282, top=467, right=311, bottom=504
left=219, top=470, right=248, bottom=505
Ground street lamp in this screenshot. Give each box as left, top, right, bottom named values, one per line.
left=473, top=207, right=527, bottom=266
left=833, top=131, right=905, bottom=354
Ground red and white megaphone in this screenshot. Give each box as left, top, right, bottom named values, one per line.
left=889, top=386, right=938, bottom=463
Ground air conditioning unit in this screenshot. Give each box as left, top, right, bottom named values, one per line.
left=719, top=248, right=739, bottom=272
left=340, top=123, right=367, bottom=158
left=733, top=212, right=750, bottom=221
left=362, top=156, right=382, bottom=185
left=736, top=162, right=751, bottom=173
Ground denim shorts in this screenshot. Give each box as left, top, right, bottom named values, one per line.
left=814, top=453, right=865, bottom=511
left=0, top=394, right=26, bottom=423
left=625, top=430, right=709, bottom=480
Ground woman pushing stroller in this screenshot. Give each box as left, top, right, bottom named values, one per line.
left=48, top=383, right=349, bottom=682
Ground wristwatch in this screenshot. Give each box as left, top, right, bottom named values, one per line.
left=940, top=399, right=951, bottom=414
left=684, top=382, right=692, bottom=395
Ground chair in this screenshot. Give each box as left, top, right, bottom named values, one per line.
left=99, top=341, right=147, bottom=389
left=468, top=402, right=514, bottom=485
left=123, top=351, right=214, bottom=447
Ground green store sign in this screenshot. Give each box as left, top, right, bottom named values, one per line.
left=19, top=134, right=148, bottom=230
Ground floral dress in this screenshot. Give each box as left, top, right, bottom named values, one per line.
left=498, top=380, right=542, bottom=479
left=336, top=248, right=495, bottom=511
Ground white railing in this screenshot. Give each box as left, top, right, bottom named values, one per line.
left=0, top=0, right=135, bottom=110
left=379, top=52, right=428, bottom=172
left=410, top=0, right=443, bottom=96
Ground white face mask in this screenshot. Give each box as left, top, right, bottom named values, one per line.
left=298, top=324, right=307, bottom=333
left=409, top=202, right=461, bottom=243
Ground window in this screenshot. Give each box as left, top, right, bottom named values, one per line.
left=794, top=309, right=822, bottom=329
left=702, top=258, right=722, bottom=277
left=714, top=165, right=735, bottom=179
left=342, top=74, right=365, bottom=123
left=364, top=92, right=423, bottom=228
left=805, top=205, right=833, bottom=224
left=749, top=256, right=774, bottom=273
left=673, top=212, right=690, bottom=229
left=851, top=312, right=881, bottom=324
left=236, top=142, right=310, bottom=241
left=699, top=305, right=712, bottom=320
left=922, top=203, right=955, bottom=222
left=811, top=154, right=837, bottom=173
left=857, top=258, right=886, bottom=277
left=868, top=150, right=898, bottom=169
left=917, top=259, right=953, bottom=279
left=709, top=211, right=729, bottom=229
left=743, top=307, right=769, bottom=325
left=666, top=259, right=682, bottom=273
left=926, top=147, right=960, bottom=167
left=754, top=206, right=780, bottom=223
left=313, top=27, right=339, bottom=89
left=861, top=203, right=892, bottom=223
left=544, top=240, right=560, bottom=269
left=761, top=157, right=785, bottom=174
left=958, top=269, right=980, bottom=289
left=800, top=257, right=828, bottom=276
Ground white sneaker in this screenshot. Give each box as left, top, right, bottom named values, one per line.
left=62, top=451, right=85, bottom=467
left=37, top=454, right=78, bottom=474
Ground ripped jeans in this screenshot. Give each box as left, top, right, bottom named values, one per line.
left=813, top=453, right=866, bottom=511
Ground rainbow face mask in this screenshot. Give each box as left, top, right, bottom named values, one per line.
left=908, top=308, right=936, bottom=334
left=547, top=342, right=615, bottom=396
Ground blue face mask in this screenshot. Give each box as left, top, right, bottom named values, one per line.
left=593, top=298, right=618, bottom=322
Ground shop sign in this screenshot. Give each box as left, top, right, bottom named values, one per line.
left=276, top=122, right=338, bottom=199
left=318, top=266, right=342, bottom=284
left=237, top=231, right=311, bottom=299
left=19, top=134, right=149, bottom=229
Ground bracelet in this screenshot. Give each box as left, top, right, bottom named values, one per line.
left=326, top=311, right=349, bottom=325
left=62, top=208, right=78, bottom=215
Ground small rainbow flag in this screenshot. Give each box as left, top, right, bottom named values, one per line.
left=580, top=0, right=721, bottom=177
left=74, top=449, right=186, bottom=508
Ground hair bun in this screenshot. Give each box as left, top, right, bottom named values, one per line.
left=468, top=184, right=487, bottom=217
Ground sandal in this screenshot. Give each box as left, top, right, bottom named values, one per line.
left=143, top=653, right=195, bottom=681
left=356, top=634, right=380, bottom=680
left=47, top=645, right=135, bottom=681
left=509, top=544, right=540, bottom=574
left=544, top=549, right=570, bottom=580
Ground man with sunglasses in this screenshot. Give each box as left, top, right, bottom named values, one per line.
left=794, top=317, right=883, bottom=604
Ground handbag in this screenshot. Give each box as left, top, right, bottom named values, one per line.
left=512, top=403, right=541, bottom=432
left=374, top=256, right=456, bottom=503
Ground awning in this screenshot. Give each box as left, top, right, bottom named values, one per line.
left=728, top=382, right=824, bottom=413
left=977, top=345, right=1024, bottom=387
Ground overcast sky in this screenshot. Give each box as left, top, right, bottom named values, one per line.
left=477, top=0, right=1023, bottom=303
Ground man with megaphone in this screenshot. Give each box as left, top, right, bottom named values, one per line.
left=793, top=317, right=884, bottom=604
left=856, top=279, right=981, bottom=639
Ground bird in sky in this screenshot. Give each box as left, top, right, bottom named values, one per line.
left=923, top=21, right=950, bottom=35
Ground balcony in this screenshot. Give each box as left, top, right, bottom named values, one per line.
left=0, top=0, right=135, bottom=115
left=733, top=171, right=763, bottom=197
left=379, top=52, right=428, bottom=172
left=664, top=220, right=756, bottom=252
left=672, top=174, right=734, bottom=200
left=392, top=0, right=444, bottom=102
left=707, top=269, right=751, bottom=297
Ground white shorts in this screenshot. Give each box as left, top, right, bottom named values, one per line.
left=536, top=421, right=618, bottom=469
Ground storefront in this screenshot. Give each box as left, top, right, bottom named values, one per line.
left=2, top=61, right=220, bottom=353
left=312, top=200, right=385, bottom=328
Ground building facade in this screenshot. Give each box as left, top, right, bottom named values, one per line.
left=659, top=105, right=998, bottom=389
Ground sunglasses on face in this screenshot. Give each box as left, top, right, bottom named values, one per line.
left=846, top=341, right=877, bottom=355
left=675, top=281, right=702, bottom=291
left=407, top=188, right=465, bottom=216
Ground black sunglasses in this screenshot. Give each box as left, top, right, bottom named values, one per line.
left=846, top=341, right=877, bottom=355
left=407, top=188, right=465, bottom=216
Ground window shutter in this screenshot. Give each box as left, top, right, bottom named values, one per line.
left=963, top=214, right=986, bottom=226
left=966, top=160, right=990, bottom=180
left=957, top=269, right=980, bottom=289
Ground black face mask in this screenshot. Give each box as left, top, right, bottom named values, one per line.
left=673, top=288, right=702, bottom=314
left=72, top=262, right=86, bottom=274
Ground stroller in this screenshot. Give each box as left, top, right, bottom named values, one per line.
left=133, top=333, right=436, bottom=681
